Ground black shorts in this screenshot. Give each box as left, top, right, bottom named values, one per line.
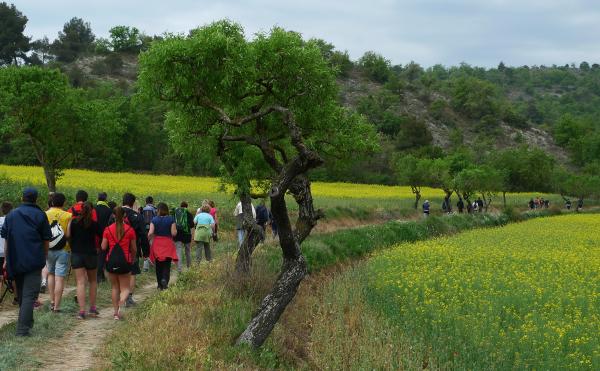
left=71, top=253, right=98, bottom=270
left=0, top=257, right=4, bottom=272
left=130, top=257, right=141, bottom=275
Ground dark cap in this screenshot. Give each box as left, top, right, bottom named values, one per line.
left=23, top=187, right=39, bottom=201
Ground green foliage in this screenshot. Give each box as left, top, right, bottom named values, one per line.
left=489, top=146, right=555, bottom=193
left=358, top=51, right=391, bottom=83
left=51, top=17, right=95, bottom=63
left=450, top=76, right=499, bottom=119
left=0, top=2, right=30, bottom=65
left=109, top=25, right=141, bottom=52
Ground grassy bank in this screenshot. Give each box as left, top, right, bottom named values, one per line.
left=96, top=209, right=574, bottom=369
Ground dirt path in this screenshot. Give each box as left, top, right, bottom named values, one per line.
left=34, top=278, right=172, bottom=371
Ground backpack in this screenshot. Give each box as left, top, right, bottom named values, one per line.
left=142, top=207, right=156, bottom=229
left=174, top=208, right=190, bottom=235
left=106, top=227, right=132, bottom=274
left=49, top=212, right=67, bottom=251
left=194, top=224, right=211, bottom=243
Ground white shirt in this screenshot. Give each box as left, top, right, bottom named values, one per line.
left=234, top=202, right=256, bottom=218
left=0, top=216, right=5, bottom=257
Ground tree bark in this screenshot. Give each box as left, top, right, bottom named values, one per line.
left=503, top=191, right=507, bottom=208
left=43, top=165, right=57, bottom=193
left=412, top=186, right=421, bottom=210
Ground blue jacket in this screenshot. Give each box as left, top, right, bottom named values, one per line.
left=0, top=203, right=51, bottom=277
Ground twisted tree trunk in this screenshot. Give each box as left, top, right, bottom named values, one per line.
left=235, top=192, right=262, bottom=275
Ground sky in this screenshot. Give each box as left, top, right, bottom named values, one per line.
left=12, top=0, right=600, bottom=68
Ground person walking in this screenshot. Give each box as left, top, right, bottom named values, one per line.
left=45, top=192, right=72, bottom=313
left=208, top=200, right=218, bottom=242
left=422, top=200, right=430, bottom=217
left=1, top=188, right=51, bottom=336
left=255, top=200, right=269, bottom=243
left=101, top=206, right=137, bottom=320
left=194, top=205, right=216, bottom=262
left=141, top=196, right=157, bottom=272
left=233, top=201, right=255, bottom=246
left=95, top=192, right=112, bottom=283
left=67, top=202, right=100, bottom=319
left=457, top=198, right=464, bottom=213
left=476, top=197, right=484, bottom=213
left=173, top=202, right=194, bottom=272
left=121, top=193, right=149, bottom=307
left=148, top=203, right=178, bottom=290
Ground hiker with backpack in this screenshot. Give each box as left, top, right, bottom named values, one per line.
left=173, top=202, right=194, bottom=272
left=194, top=205, right=216, bottom=262
left=67, top=202, right=101, bottom=319
left=148, top=203, right=178, bottom=290
left=121, top=193, right=150, bottom=307
left=141, top=197, right=157, bottom=272
left=255, top=200, right=270, bottom=243
left=45, top=192, right=72, bottom=313
left=101, top=206, right=137, bottom=320
left=1, top=188, right=52, bottom=336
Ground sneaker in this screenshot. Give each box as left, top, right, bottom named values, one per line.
left=40, top=283, right=47, bottom=294
left=77, top=311, right=86, bottom=320
left=160, top=278, right=168, bottom=290
left=89, top=307, right=100, bottom=317
left=114, top=307, right=123, bottom=320
left=125, top=294, right=136, bottom=307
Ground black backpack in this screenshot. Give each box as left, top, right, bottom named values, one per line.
left=106, top=227, right=132, bottom=274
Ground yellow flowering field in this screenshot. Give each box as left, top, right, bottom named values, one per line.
left=0, top=165, right=559, bottom=205
left=365, top=214, right=600, bottom=369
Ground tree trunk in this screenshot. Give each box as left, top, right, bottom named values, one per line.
left=43, top=165, right=57, bottom=193
left=412, top=186, right=421, bottom=210
left=235, top=192, right=261, bottom=275
left=236, top=254, right=307, bottom=347
left=237, top=175, right=318, bottom=348
left=503, top=191, right=507, bottom=208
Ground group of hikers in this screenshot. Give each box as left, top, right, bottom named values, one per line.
left=0, top=187, right=228, bottom=336
left=422, top=196, right=486, bottom=216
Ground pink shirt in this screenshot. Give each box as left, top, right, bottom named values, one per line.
left=209, top=207, right=218, bottom=224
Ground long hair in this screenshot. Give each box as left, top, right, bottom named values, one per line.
left=77, top=201, right=94, bottom=228
left=157, top=202, right=169, bottom=216
left=114, top=206, right=125, bottom=240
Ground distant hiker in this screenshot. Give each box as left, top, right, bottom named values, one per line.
left=209, top=200, right=219, bottom=242
left=142, top=196, right=157, bottom=272
left=529, top=198, right=535, bottom=210
left=67, top=202, right=100, bottom=319
left=46, top=192, right=72, bottom=313
left=121, top=193, right=149, bottom=307
left=95, top=192, right=112, bottom=283
left=422, top=200, right=430, bottom=217
left=101, top=206, right=137, bottom=320
left=0, top=201, right=13, bottom=297
left=255, top=200, right=270, bottom=243
left=472, top=201, right=478, bottom=213
left=442, top=196, right=452, bottom=214
left=544, top=199, right=550, bottom=208
left=194, top=205, right=216, bottom=262
left=173, top=202, right=194, bottom=272
left=457, top=198, right=464, bottom=213
left=565, top=199, right=572, bottom=210
left=1, top=188, right=51, bottom=336
left=234, top=201, right=256, bottom=246
left=466, top=201, right=473, bottom=214
left=477, top=197, right=484, bottom=212
left=577, top=198, right=584, bottom=212
left=148, top=203, right=178, bottom=290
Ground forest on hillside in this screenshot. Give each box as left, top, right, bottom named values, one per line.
left=0, top=3, right=599, bottom=189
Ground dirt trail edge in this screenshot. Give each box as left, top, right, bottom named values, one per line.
left=0, top=286, right=76, bottom=329
left=35, top=277, right=174, bottom=371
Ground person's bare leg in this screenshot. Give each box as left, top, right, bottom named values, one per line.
left=47, top=273, right=55, bottom=307
left=87, top=269, right=97, bottom=309
left=54, top=276, right=65, bottom=310
left=74, top=268, right=87, bottom=313
left=119, top=275, right=131, bottom=308
left=109, top=273, right=120, bottom=315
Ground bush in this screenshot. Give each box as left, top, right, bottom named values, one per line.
left=358, top=51, right=391, bottom=83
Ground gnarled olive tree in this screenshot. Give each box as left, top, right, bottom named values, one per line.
left=138, top=20, right=376, bottom=347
